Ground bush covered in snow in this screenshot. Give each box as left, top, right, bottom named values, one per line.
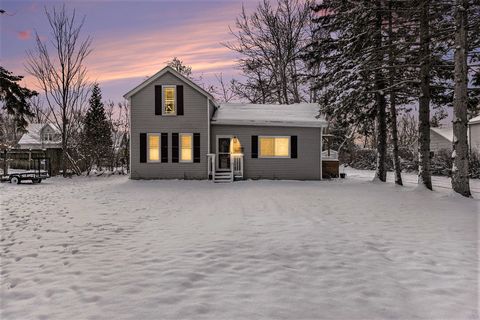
left=430, top=149, right=452, bottom=176
left=469, top=150, right=480, bottom=179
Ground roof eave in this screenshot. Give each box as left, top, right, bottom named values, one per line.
left=211, top=119, right=328, bottom=128
left=123, top=66, right=215, bottom=101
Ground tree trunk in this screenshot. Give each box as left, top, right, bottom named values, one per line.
left=418, top=0, right=433, bottom=190
left=3, top=149, right=8, bottom=175
left=451, top=0, right=471, bottom=197
left=388, top=0, right=403, bottom=186
left=62, top=118, right=68, bottom=177
left=374, top=0, right=387, bottom=182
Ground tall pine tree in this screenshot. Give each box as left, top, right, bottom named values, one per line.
left=81, top=84, right=112, bottom=174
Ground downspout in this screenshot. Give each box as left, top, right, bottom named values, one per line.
left=468, top=123, right=471, bottom=155
left=128, top=97, right=132, bottom=179
left=207, top=99, right=211, bottom=154
left=320, top=126, right=323, bottom=181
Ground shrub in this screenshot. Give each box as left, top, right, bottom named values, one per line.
left=470, top=150, right=480, bottom=179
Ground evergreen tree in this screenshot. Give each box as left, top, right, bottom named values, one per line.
left=80, top=84, right=112, bottom=173
left=0, top=66, right=37, bottom=131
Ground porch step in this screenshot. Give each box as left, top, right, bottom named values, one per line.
left=213, top=171, right=233, bottom=183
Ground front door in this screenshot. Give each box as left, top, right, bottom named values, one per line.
left=216, top=136, right=231, bottom=171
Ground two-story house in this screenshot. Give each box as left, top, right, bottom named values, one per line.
left=124, top=66, right=328, bottom=182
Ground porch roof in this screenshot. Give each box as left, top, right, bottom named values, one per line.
left=211, top=103, right=328, bottom=128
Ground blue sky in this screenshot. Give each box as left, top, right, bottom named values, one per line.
left=1, top=0, right=256, bottom=101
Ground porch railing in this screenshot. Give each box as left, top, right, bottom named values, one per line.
left=207, top=153, right=244, bottom=181
left=230, top=153, right=244, bottom=180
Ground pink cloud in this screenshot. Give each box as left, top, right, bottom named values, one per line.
left=17, top=30, right=32, bottom=40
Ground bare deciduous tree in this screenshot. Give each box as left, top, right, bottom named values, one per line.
left=28, top=95, right=52, bottom=123
left=225, top=0, right=312, bottom=104
left=105, top=100, right=130, bottom=173
left=25, top=5, right=92, bottom=177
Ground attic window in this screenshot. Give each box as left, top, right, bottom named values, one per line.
left=44, top=133, right=54, bottom=141
left=163, top=86, right=176, bottom=115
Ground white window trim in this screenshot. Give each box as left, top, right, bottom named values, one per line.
left=179, top=133, right=193, bottom=163
left=147, top=133, right=161, bottom=163
left=259, top=136, right=291, bottom=158
left=162, top=85, right=177, bottom=116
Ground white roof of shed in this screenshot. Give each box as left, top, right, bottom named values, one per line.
left=469, top=114, right=480, bottom=125
left=430, top=127, right=453, bottom=142
left=212, top=103, right=327, bottom=128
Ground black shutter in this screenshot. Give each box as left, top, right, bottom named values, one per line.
left=193, top=133, right=200, bottom=163
left=251, top=135, right=258, bottom=158
left=177, top=85, right=184, bottom=115
left=291, top=136, right=297, bottom=158
left=155, top=86, right=162, bottom=115
left=161, top=133, right=168, bottom=163
left=172, top=133, right=179, bottom=163
left=140, top=133, right=147, bottom=163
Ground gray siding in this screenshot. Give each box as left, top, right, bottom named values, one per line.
left=130, top=72, right=209, bottom=179
left=430, top=130, right=452, bottom=152
left=211, top=125, right=322, bottom=180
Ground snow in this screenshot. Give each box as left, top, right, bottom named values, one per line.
left=1, top=175, right=478, bottom=319
left=345, top=167, right=480, bottom=198
left=17, top=123, right=61, bottom=148
left=212, top=103, right=327, bottom=128
left=470, top=114, right=480, bottom=125
left=430, top=126, right=454, bottom=142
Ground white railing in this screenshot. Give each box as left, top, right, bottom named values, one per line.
left=230, top=153, right=244, bottom=180
left=207, top=153, right=216, bottom=180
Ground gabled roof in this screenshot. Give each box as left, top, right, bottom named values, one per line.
left=18, top=123, right=61, bottom=147
left=211, top=103, right=327, bottom=128
left=123, top=66, right=215, bottom=100
left=430, top=127, right=453, bottom=142
left=469, top=114, right=480, bottom=125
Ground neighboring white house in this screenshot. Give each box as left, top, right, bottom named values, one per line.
left=469, top=115, right=480, bottom=153
left=429, top=116, right=479, bottom=155
left=17, top=123, right=62, bottom=150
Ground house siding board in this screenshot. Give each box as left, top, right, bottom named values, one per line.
left=470, top=123, right=480, bottom=151
left=211, top=125, right=321, bottom=180
left=430, top=130, right=452, bottom=152
left=130, top=72, right=208, bottom=179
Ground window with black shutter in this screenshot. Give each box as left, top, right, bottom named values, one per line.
left=193, top=133, right=200, bottom=163
left=177, top=85, right=184, bottom=115
left=154, top=86, right=162, bottom=115
left=140, top=133, right=147, bottom=163
left=251, top=135, right=258, bottom=158
left=291, top=136, right=297, bottom=158
left=172, top=133, right=179, bottom=163
left=161, top=133, right=168, bottom=162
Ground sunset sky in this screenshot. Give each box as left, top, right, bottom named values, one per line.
left=1, top=0, right=256, bottom=101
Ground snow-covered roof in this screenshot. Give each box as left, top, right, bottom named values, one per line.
left=18, top=123, right=61, bottom=148
left=212, top=103, right=327, bottom=128
left=469, top=114, right=480, bottom=125
left=430, top=127, right=453, bottom=142
left=322, top=149, right=338, bottom=160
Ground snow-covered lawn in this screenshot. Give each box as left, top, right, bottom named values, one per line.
left=1, top=174, right=478, bottom=319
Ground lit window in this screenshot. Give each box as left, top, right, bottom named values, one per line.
left=163, top=86, right=176, bottom=115
left=180, top=133, right=193, bottom=162
left=148, top=134, right=160, bottom=162
left=259, top=136, right=290, bottom=158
